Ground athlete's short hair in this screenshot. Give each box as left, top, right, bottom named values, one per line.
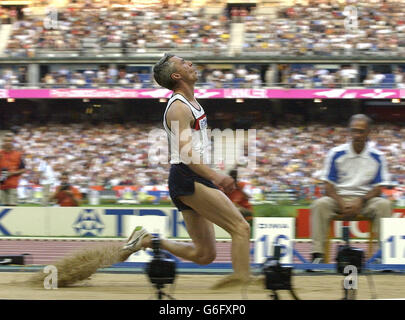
left=349, top=114, right=373, bottom=129
left=153, top=53, right=177, bottom=90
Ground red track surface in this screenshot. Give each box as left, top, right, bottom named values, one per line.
left=0, top=239, right=371, bottom=265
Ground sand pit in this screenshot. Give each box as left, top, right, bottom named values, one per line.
left=0, top=271, right=404, bottom=300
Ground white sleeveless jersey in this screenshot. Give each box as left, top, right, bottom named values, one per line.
left=163, top=93, right=210, bottom=164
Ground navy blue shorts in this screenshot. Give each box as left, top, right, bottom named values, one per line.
left=168, top=163, right=219, bottom=212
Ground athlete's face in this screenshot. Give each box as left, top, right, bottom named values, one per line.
left=170, top=56, right=198, bottom=83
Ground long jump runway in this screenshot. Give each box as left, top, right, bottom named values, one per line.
left=1, top=239, right=405, bottom=300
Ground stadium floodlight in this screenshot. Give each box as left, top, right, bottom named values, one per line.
left=159, top=98, right=168, bottom=103
left=392, top=99, right=400, bottom=103
left=236, top=98, right=244, bottom=103
left=314, top=99, right=322, bottom=103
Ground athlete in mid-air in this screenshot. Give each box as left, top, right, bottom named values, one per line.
left=125, top=54, right=252, bottom=289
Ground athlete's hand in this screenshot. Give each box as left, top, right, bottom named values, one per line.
left=213, top=173, right=236, bottom=194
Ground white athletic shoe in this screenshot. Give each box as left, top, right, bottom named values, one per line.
left=123, top=226, right=149, bottom=253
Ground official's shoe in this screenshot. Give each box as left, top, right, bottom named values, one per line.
left=123, top=226, right=149, bottom=253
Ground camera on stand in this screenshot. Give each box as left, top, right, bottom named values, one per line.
left=335, top=224, right=365, bottom=300
left=262, top=245, right=299, bottom=300
left=336, top=246, right=364, bottom=274
left=60, top=183, right=71, bottom=191
left=145, top=236, right=177, bottom=300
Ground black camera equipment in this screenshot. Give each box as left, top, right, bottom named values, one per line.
left=336, top=222, right=378, bottom=300
left=336, top=224, right=365, bottom=274
left=0, top=253, right=31, bottom=265
left=145, top=236, right=177, bottom=300
left=0, top=168, right=8, bottom=184
left=60, top=183, right=70, bottom=191
left=263, top=245, right=299, bottom=300
left=335, top=223, right=365, bottom=300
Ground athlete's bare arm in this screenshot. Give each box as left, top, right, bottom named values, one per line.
left=166, top=100, right=235, bottom=193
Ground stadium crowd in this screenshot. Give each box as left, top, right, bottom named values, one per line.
left=14, top=123, right=165, bottom=191
left=40, top=66, right=150, bottom=89
left=247, top=123, right=404, bottom=198
left=4, top=0, right=230, bottom=58
left=0, top=63, right=404, bottom=89
left=10, top=122, right=405, bottom=204
left=0, top=66, right=28, bottom=87
left=1, top=0, right=404, bottom=205
left=38, top=65, right=262, bottom=89
left=243, top=0, right=405, bottom=57
left=3, top=0, right=405, bottom=57
left=281, top=64, right=405, bottom=88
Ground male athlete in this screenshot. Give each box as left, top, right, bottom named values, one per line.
left=124, top=54, right=252, bottom=289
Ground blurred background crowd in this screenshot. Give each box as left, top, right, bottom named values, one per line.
left=0, top=0, right=403, bottom=206
left=8, top=121, right=405, bottom=205
left=3, top=0, right=230, bottom=58
left=0, top=63, right=404, bottom=89
left=0, top=0, right=404, bottom=89
left=2, top=0, right=405, bottom=57
left=242, top=0, right=405, bottom=57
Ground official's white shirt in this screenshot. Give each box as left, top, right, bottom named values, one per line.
left=321, top=142, right=391, bottom=196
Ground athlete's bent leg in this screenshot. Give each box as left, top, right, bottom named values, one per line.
left=161, top=210, right=217, bottom=265
left=178, top=182, right=251, bottom=285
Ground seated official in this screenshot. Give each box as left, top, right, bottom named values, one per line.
left=310, top=114, right=392, bottom=264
